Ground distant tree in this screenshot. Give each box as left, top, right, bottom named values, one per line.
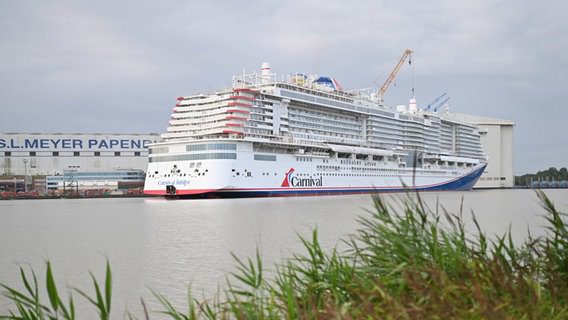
left=514, top=166, right=568, bottom=186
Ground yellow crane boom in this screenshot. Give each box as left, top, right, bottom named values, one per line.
left=378, top=49, right=413, bottom=103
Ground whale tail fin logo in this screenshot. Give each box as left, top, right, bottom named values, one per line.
left=281, top=168, right=295, bottom=187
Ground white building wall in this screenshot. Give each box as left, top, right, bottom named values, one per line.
left=450, top=114, right=514, bottom=188
left=499, top=125, right=514, bottom=188
left=0, top=133, right=160, bottom=176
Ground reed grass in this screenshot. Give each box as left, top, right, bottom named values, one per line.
left=1, top=190, right=567, bottom=319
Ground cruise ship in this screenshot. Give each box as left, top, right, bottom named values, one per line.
left=144, top=62, right=487, bottom=197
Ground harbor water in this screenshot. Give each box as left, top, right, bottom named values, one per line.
left=1, top=189, right=567, bottom=317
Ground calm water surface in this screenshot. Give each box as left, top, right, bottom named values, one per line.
left=1, top=189, right=567, bottom=317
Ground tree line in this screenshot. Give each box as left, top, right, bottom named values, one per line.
left=515, top=167, right=568, bottom=186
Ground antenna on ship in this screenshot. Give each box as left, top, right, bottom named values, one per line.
left=377, top=49, right=413, bottom=106
left=411, top=52, right=415, bottom=98
left=407, top=51, right=418, bottom=114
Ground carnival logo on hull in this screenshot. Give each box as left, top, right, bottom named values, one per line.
left=281, top=168, right=323, bottom=188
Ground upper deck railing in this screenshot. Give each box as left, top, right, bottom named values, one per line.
left=231, top=71, right=381, bottom=104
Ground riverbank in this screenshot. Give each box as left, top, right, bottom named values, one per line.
left=1, top=190, right=567, bottom=319
left=0, top=191, right=157, bottom=200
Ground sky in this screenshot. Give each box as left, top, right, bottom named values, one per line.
left=1, top=0, right=566, bottom=174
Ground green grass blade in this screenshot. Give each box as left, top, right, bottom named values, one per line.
left=91, top=272, right=108, bottom=319
left=69, top=295, right=75, bottom=320
left=75, top=288, right=97, bottom=307
left=19, top=267, right=34, bottom=299
left=45, top=261, right=60, bottom=313
left=104, top=260, right=112, bottom=315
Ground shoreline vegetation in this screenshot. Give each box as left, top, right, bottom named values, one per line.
left=515, top=167, right=568, bottom=187
left=1, top=191, right=567, bottom=319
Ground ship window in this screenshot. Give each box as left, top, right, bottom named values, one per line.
left=149, top=147, right=169, bottom=154
left=94, top=151, right=101, bottom=156
left=135, top=151, right=141, bottom=156
left=30, top=152, right=36, bottom=156
left=4, top=152, right=11, bottom=156
left=190, top=163, right=195, bottom=168
left=74, top=152, right=80, bottom=156
left=115, top=152, right=121, bottom=156
left=52, top=151, right=59, bottom=156
left=149, top=153, right=237, bottom=163
left=186, top=143, right=237, bottom=152
left=254, top=154, right=276, bottom=161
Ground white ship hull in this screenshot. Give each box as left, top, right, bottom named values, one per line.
left=144, top=140, right=485, bottom=197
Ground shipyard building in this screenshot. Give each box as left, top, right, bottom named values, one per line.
left=451, top=114, right=515, bottom=188
left=0, top=133, right=159, bottom=192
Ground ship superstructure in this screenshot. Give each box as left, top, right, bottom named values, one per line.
left=144, top=62, right=486, bottom=197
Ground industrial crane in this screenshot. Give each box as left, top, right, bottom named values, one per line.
left=433, top=97, right=450, bottom=112
left=424, top=92, right=450, bottom=111
left=378, top=49, right=413, bottom=104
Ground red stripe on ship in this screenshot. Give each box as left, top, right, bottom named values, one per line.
left=233, top=88, right=259, bottom=94
left=144, top=189, right=220, bottom=195
left=223, top=130, right=243, bottom=134
left=225, top=123, right=243, bottom=127
left=229, top=95, right=255, bottom=101
left=228, top=102, right=252, bottom=107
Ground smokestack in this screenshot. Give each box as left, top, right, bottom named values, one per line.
left=261, top=62, right=271, bottom=84
left=408, top=98, right=418, bottom=113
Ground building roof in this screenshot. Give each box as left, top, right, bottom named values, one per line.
left=449, top=113, right=515, bottom=126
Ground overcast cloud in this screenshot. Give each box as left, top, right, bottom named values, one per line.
left=1, top=0, right=566, bottom=174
